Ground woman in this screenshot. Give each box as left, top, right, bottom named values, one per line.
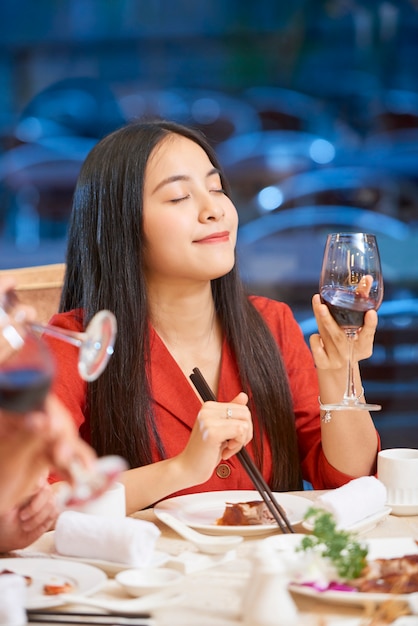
left=45, top=120, right=379, bottom=515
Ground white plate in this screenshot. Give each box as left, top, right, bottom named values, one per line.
left=154, top=490, right=311, bottom=536
left=51, top=550, right=170, bottom=575
left=302, top=506, right=392, bottom=534
left=0, top=557, right=107, bottom=610
left=288, top=583, right=409, bottom=608
left=289, top=536, right=418, bottom=607
left=365, top=536, right=418, bottom=560
left=387, top=502, right=418, bottom=516
left=263, top=534, right=418, bottom=559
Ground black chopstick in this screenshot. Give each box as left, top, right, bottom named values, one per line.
left=26, top=611, right=154, bottom=625
left=189, top=367, right=294, bottom=533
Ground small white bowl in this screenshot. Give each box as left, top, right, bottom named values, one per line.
left=115, top=567, right=183, bottom=597
left=261, top=533, right=306, bottom=552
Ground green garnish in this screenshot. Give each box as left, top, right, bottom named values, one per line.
left=298, top=507, right=368, bottom=581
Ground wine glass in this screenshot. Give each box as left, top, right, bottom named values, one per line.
left=319, top=232, right=384, bottom=411
left=0, top=292, right=117, bottom=412
left=2, top=291, right=117, bottom=382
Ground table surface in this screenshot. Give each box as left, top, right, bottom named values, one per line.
left=5, top=489, right=418, bottom=625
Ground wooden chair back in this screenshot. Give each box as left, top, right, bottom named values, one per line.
left=0, top=263, right=65, bottom=324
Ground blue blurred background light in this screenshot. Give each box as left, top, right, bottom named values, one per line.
left=309, top=138, right=336, bottom=164
left=257, top=186, right=284, bottom=213
left=191, top=98, right=220, bottom=125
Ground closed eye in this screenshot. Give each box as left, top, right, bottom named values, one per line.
left=169, top=195, right=190, bottom=203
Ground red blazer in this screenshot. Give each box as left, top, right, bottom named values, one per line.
left=46, top=296, right=376, bottom=494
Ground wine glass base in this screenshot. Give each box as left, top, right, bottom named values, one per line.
left=320, top=401, right=382, bottom=412
left=78, top=310, right=117, bottom=381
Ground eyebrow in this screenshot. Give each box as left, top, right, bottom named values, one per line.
left=151, top=167, right=221, bottom=194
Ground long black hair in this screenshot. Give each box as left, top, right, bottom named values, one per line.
left=60, top=119, right=302, bottom=490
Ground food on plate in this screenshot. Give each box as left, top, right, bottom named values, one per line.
left=216, top=500, right=276, bottom=526
left=43, top=581, right=74, bottom=595
left=1, top=567, right=74, bottom=596
left=295, top=508, right=418, bottom=595
left=352, top=554, right=418, bottom=594
left=0, top=568, right=32, bottom=585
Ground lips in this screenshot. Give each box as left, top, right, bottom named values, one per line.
left=194, top=231, right=230, bottom=243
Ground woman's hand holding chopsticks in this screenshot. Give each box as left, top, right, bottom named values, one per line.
left=178, top=392, right=253, bottom=485
left=119, top=391, right=253, bottom=513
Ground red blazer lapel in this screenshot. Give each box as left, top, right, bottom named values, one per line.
left=149, top=328, right=245, bottom=427
left=149, top=328, right=201, bottom=429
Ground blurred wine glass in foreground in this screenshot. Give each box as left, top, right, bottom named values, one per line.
left=0, top=290, right=125, bottom=506
left=319, top=232, right=384, bottom=411
left=0, top=290, right=117, bottom=396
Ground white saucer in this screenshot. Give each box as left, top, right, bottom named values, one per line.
left=261, top=533, right=305, bottom=552
left=50, top=550, right=170, bottom=575
left=386, top=502, right=418, bottom=516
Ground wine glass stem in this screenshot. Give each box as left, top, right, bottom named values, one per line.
left=344, top=329, right=358, bottom=402
left=29, top=322, right=84, bottom=348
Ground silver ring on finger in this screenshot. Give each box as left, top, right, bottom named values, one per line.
left=226, top=407, right=233, bottom=419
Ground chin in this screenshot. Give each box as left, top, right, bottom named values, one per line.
left=208, top=258, right=235, bottom=279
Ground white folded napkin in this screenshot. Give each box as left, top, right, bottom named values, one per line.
left=314, top=476, right=387, bottom=528
left=55, top=510, right=161, bottom=567
left=0, top=574, right=27, bottom=626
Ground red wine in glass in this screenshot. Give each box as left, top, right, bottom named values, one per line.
left=0, top=368, right=52, bottom=412
left=0, top=332, right=53, bottom=413
left=320, top=287, right=380, bottom=329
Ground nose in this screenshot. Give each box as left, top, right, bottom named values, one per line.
left=198, top=192, right=225, bottom=222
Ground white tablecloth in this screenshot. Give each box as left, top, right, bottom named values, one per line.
left=8, top=490, right=418, bottom=625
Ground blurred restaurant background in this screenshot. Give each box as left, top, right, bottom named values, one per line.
left=0, top=0, right=417, bottom=448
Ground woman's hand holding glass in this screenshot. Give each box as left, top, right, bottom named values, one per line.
left=314, top=233, right=383, bottom=412
left=310, top=293, right=378, bottom=371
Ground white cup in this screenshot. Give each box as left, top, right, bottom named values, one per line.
left=377, top=448, right=418, bottom=516
left=70, top=481, right=126, bottom=518
left=0, top=574, right=27, bottom=625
